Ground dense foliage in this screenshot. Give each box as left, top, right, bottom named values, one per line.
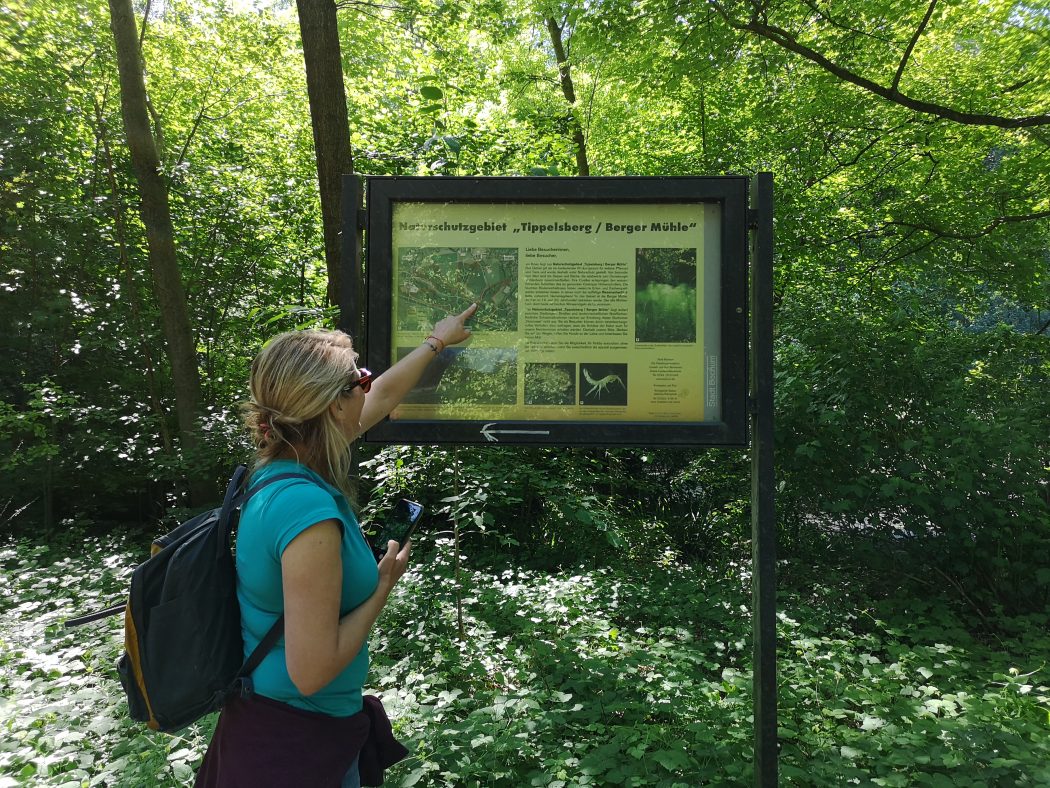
left=3, top=0, right=1047, bottom=600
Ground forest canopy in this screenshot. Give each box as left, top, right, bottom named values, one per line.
left=0, top=0, right=1047, bottom=614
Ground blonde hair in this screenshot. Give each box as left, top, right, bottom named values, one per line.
left=243, top=329, right=358, bottom=499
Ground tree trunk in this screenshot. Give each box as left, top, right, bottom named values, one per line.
left=108, top=0, right=210, bottom=505
left=91, top=92, right=174, bottom=457
left=545, top=17, right=590, bottom=176
left=296, top=0, right=355, bottom=312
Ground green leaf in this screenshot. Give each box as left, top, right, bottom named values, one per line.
left=400, top=768, right=428, bottom=787
left=419, top=85, right=443, bottom=101
left=653, top=748, right=691, bottom=770
left=860, top=715, right=886, bottom=731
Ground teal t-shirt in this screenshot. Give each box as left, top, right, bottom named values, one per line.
left=236, top=460, right=378, bottom=716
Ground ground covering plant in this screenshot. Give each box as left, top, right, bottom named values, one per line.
left=524, top=363, right=576, bottom=406
left=2, top=522, right=1047, bottom=787
left=635, top=249, right=698, bottom=343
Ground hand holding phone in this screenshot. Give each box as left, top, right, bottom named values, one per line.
left=372, top=499, right=423, bottom=561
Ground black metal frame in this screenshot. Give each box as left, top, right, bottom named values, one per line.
left=360, top=176, right=749, bottom=447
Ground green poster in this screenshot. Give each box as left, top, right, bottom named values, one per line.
left=389, top=202, right=721, bottom=424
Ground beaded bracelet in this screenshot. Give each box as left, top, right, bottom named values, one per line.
left=424, top=335, right=446, bottom=353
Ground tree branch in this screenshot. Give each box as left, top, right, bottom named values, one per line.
left=174, top=82, right=247, bottom=167
left=709, top=2, right=1050, bottom=128
left=799, top=0, right=897, bottom=45
left=342, top=3, right=448, bottom=56
left=583, top=53, right=607, bottom=140
left=335, top=0, right=407, bottom=10
left=1003, top=77, right=1035, bottom=94
left=891, top=0, right=937, bottom=94
left=138, top=0, right=151, bottom=50
left=130, top=0, right=165, bottom=157
left=176, top=104, right=207, bottom=168
left=545, top=15, right=590, bottom=175
left=886, top=209, right=1050, bottom=241
left=805, top=132, right=886, bottom=188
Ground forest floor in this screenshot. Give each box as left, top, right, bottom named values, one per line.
left=1, top=527, right=1047, bottom=787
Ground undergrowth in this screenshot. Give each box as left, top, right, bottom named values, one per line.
left=0, top=527, right=1047, bottom=786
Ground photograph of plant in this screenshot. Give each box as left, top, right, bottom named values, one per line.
left=635, top=247, right=697, bottom=343
left=397, top=247, right=518, bottom=333
left=524, top=363, right=576, bottom=405
left=579, top=363, right=628, bottom=406
left=399, top=346, right=517, bottom=405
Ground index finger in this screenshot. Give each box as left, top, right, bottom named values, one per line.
left=377, top=542, right=398, bottom=568
left=459, top=303, right=479, bottom=320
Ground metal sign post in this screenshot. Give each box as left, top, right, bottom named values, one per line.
left=337, top=174, right=365, bottom=347
left=339, top=175, right=366, bottom=489
left=749, top=172, right=777, bottom=787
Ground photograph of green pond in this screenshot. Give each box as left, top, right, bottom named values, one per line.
left=635, top=247, right=697, bottom=343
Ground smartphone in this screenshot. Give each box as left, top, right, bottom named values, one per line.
left=372, top=498, right=424, bottom=561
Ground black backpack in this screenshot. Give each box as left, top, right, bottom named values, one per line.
left=65, top=465, right=314, bottom=732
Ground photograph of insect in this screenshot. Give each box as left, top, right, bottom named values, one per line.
left=579, top=363, right=628, bottom=406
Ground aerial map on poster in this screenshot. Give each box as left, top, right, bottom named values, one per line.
left=388, top=201, right=722, bottom=424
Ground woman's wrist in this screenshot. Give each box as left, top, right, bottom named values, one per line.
left=423, top=335, right=445, bottom=354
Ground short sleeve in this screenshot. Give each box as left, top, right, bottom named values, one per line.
left=260, top=480, right=345, bottom=560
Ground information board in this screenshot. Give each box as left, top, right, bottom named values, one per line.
left=363, top=177, right=748, bottom=446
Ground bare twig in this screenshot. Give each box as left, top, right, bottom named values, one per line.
left=799, top=0, right=897, bottom=44
left=931, top=566, right=993, bottom=631
left=335, top=0, right=409, bottom=11
left=345, top=3, right=448, bottom=55
left=176, top=104, right=207, bottom=168
left=453, top=446, right=465, bottom=642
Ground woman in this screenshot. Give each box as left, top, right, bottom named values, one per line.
left=196, top=303, right=477, bottom=788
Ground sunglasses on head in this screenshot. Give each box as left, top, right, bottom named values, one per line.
left=342, top=368, right=373, bottom=395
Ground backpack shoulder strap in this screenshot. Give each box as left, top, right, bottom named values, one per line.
left=233, top=469, right=343, bottom=693
left=238, top=614, right=285, bottom=679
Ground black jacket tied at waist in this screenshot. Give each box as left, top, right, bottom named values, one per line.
left=195, top=693, right=409, bottom=787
